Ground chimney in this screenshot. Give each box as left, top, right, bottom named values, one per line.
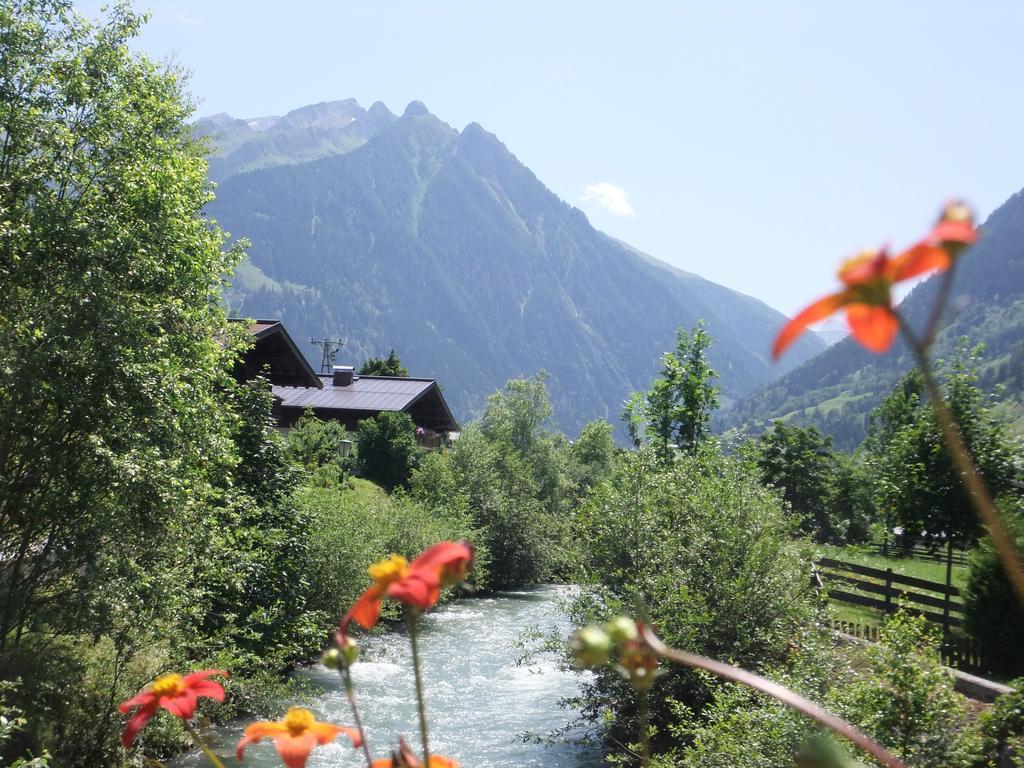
left=332, top=365, right=354, bottom=387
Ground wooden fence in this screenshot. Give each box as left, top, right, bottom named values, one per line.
left=813, top=557, right=963, bottom=631
left=827, top=620, right=990, bottom=675
left=876, top=542, right=970, bottom=567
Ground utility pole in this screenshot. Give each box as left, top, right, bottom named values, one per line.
left=310, top=337, right=345, bottom=375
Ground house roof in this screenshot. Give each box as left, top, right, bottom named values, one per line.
left=273, top=374, right=459, bottom=432
left=227, top=318, right=322, bottom=389
left=274, top=375, right=436, bottom=412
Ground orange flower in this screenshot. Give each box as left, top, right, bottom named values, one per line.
left=370, top=737, right=460, bottom=768
left=340, top=541, right=474, bottom=635
left=119, top=669, right=227, bottom=746
left=773, top=201, right=977, bottom=359
left=236, top=707, right=361, bottom=768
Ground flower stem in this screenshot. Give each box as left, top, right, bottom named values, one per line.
left=640, top=626, right=906, bottom=768
left=342, top=664, right=374, bottom=768
left=182, top=721, right=226, bottom=768
left=637, top=690, right=651, bottom=768
left=408, top=608, right=432, bottom=767
left=898, top=315, right=1024, bottom=606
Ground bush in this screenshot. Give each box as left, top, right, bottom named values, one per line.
left=286, top=409, right=354, bottom=486
left=572, top=447, right=812, bottom=750
left=963, top=500, right=1024, bottom=678
left=831, top=613, right=980, bottom=768
left=356, top=411, right=422, bottom=490
left=976, top=678, right=1024, bottom=768
left=298, top=484, right=486, bottom=625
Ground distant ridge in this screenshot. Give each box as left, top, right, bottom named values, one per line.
left=720, top=189, right=1024, bottom=449
left=204, top=99, right=826, bottom=437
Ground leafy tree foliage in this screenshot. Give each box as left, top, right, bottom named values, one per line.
left=356, top=411, right=421, bottom=490
left=359, top=349, right=409, bottom=377
left=573, top=447, right=811, bottom=751
left=285, top=409, right=353, bottom=485
left=411, top=374, right=583, bottom=587
left=754, top=421, right=875, bottom=543
left=569, top=419, right=618, bottom=493
left=623, top=323, right=720, bottom=460
left=867, top=344, right=1021, bottom=549
left=0, top=4, right=326, bottom=762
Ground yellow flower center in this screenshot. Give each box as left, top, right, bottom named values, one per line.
left=283, top=707, right=315, bottom=736
left=368, top=554, right=410, bottom=587
left=151, top=673, right=185, bottom=698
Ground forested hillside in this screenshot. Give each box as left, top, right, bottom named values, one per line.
left=720, top=189, right=1024, bottom=449
left=205, top=100, right=824, bottom=436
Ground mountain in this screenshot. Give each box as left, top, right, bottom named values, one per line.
left=720, top=189, right=1024, bottom=449
left=204, top=99, right=825, bottom=437
left=195, top=99, right=398, bottom=181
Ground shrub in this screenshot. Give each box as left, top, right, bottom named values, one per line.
left=572, top=447, right=812, bottom=750
left=976, top=678, right=1024, bottom=768
left=831, top=613, right=981, bottom=768
left=963, top=499, right=1024, bottom=678
left=298, top=484, right=485, bottom=625
left=356, top=411, right=422, bottom=490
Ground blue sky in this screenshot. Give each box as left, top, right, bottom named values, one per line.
left=85, top=1, right=1024, bottom=316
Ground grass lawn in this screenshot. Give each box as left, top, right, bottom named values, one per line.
left=815, top=543, right=968, bottom=590
left=345, top=477, right=387, bottom=499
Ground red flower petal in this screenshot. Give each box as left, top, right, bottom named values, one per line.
left=236, top=721, right=288, bottom=761
left=345, top=584, right=386, bottom=630
left=274, top=731, right=320, bottom=768
left=772, top=292, right=848, bottom=359
left=888, top=241, right=951, bottom=282
left=121, top=700, right=159, bottom=747
left=161, top=690, right=199, bottom=719
left=387, top=572, right=441, bottom=610
left=119, top=690, right=155, bottom=714
left=846, top=303, right=899, bottom=353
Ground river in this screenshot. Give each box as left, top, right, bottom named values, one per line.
left=175, top=585, right=602, bottom=767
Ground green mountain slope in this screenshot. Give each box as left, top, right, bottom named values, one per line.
left=206, top=100, right=825, bottom=436
left=720, top=189, right=1024, bottom=449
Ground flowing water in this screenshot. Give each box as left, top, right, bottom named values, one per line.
left=176, top=585, right=602, bottom=767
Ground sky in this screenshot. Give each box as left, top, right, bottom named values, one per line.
left=80, top=1, right=1024, bottom=316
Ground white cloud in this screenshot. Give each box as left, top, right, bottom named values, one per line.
left=172, top=8, right=200, bottom=25
left=580, top=182, right=635, bottom=218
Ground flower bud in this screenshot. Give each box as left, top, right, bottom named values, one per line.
left=340, top=636, right=360, bottom=666
left=617, top=639, right=660, bottom=690
left=605, top=615, right=639, bottom=645
left=321, top=647, right=343, bottom=670
left=570, top=625, right=612, bottom=668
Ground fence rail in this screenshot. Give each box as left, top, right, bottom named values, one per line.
left=877, top=543, right=970, bottom=567
left=814, top=557, right=963, bottom=630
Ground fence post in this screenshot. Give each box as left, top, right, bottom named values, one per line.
left=943, top=541, right=954, bottom=637
left=884, top=568, right=893, bottom=614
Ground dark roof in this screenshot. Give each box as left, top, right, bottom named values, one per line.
left=273, top=374, right=459, bottom=432
left=273, top=376, right=436, bottom=412
left=227, top=318, right=322, bottom=389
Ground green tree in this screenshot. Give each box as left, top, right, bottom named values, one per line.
left=569, top=419, right=617, bottom=493
left=359, top=349, right=409, bottom=377
left=867, top=344, right=1021, bottom=550
left=0, top=1, right=245, bottom=761
left=356, top=411, right=421, bottom=490
left=756, top=421, right=844, bottom=542
left=480, top=372, right=553, bottom=453
left=573, top=448, right=810, bottom=751
left=621, top=323, right=719, bottom=461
